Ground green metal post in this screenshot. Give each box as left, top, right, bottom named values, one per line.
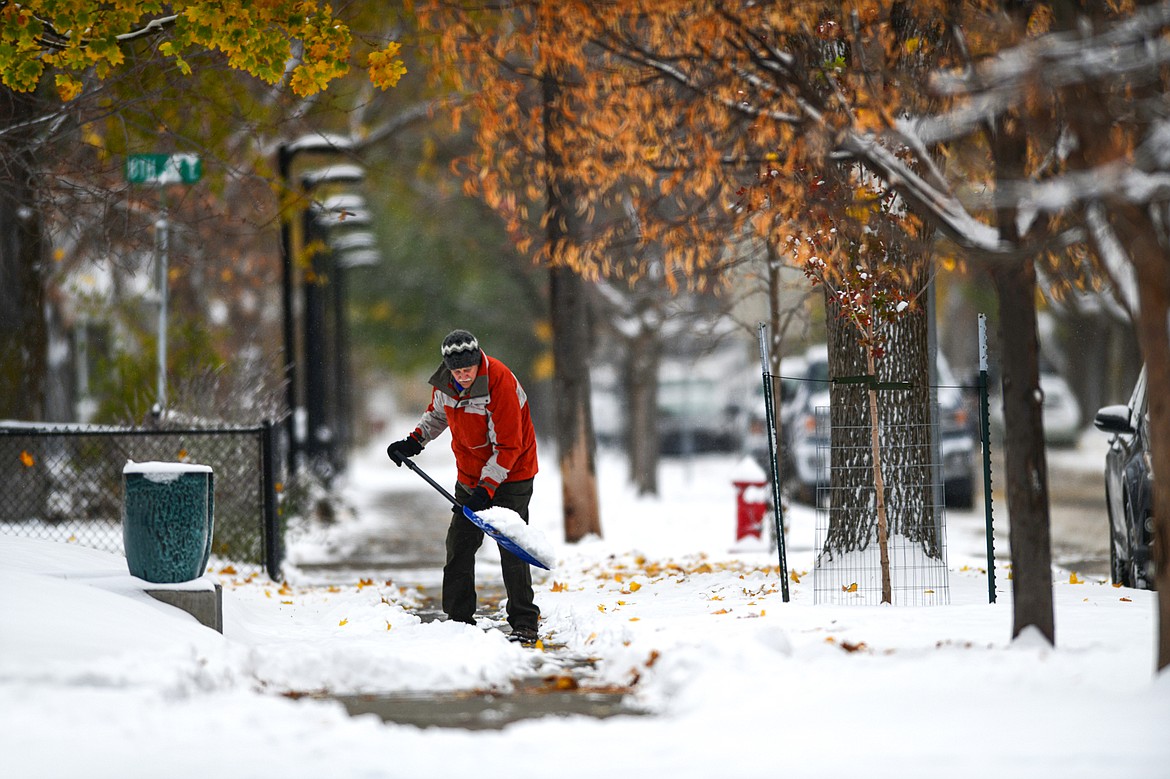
left=978, top=314, right=997, bottom=603
left=758, top=323, right=790, bottom=602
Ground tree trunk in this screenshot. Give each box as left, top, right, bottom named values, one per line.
left=990, top=98, right=1055, bottom=644
left=823, top=254, right=936, bottom=560
left=991, top=261, right=1055, bottom=643
left=624, top=326, right=661, bottom=496
left=865, top=346, right=893, bottom=604
left=0, top=88, right=46, bottom=420
left=550, top=266, right=602, bottom=541
left=543, top=71, right=601, bottom=542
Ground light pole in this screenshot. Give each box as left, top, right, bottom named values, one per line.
left=276, top=134, right=356, bottom=475
left=300, top=180, right=368, bottom=477
left=329, top=230, right=381, bottom=463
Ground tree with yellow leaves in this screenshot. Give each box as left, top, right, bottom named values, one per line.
left=0, top=1, right=405, bottom=421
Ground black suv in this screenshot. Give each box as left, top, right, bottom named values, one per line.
left=1093, top=367, right=1156, bottom=589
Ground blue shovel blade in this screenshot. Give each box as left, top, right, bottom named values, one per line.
left=462, top=506, right=551, bottom=570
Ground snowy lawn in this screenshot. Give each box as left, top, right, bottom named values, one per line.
left=2, top=440, right=1168, bottom=778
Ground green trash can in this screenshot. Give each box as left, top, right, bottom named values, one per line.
left=122, top=461, right=215, bottom=583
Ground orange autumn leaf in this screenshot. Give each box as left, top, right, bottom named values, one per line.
left=219, top=565, right=237, bottom=575
left=711, top=608, right=729, bottom=615
left=1120, top=597, right=1132, bottom=602
left=628, top=581, right=642, bottom=592
left=550, top=581, right=568, bottom=592
left=19, top=450, right=34, bottom=467
left=1069, top=572, right=1083, bottom=584
left=843, top=583, right=858, bottom=593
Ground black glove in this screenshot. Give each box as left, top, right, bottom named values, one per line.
left=462, top=486, right=493, bottom=513
left=386, top=434, right=423, bottom=465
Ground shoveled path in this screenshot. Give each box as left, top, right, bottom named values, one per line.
left=293, top=487, right=638, bottom=729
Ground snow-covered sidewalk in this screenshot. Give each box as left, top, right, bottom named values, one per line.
left=2, top=442, right=1168, bottom=778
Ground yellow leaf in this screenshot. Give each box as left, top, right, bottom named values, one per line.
left=552, top=675, right=578, bottom=690
left=550, top=580, right=568, bottom=592
left=338, top=618, right=348, bottom=626
left=281, top=600, right=293, bottom=605
left=534, top=639, right=544, bottom=650
left=790, top=570, right=801, bottom=583
left=219, top=565, right=237, bottom=575
left=597, top=604, right=606, bottom=612
left=711, top=608, right=729, bottom=615
left=629, top=617, right=640, bottom=622
left=386, top=622, right=393, bottom=631
left=1069, top=572, right=1083, bottom=584
left=628, top=581, right=642, bottom=592
left=1112, top=582, right=1123, bottom=588
left=19, top=450, right=34, bottom=467
left=843, top=583, right=858, bottom=593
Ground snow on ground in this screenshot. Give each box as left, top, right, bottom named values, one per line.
left=2, top=436, right=1169, bottom=778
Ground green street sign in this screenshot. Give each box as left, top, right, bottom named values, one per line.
left=125, top=153, right=202, bottom=185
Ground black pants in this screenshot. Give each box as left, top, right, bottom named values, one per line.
left=443, top=479, right=539, bottom=632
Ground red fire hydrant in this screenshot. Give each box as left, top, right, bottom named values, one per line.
left=731, top=457, right=770, bottom=543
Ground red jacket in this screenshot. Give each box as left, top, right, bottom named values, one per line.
left=412, top=352, right=538, bottom=495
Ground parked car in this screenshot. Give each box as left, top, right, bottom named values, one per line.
left=990, top=362, right=1083, bottom=447
left=658, top=373, right=743, bottom=455
left=786, top=345, right=976, bottom=509
left=1093, top=367, right=1155, bottom=590
left=744, top=353, right=809, bottom=473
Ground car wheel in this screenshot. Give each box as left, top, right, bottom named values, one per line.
left=1124, top=494, right=1150, bottom=590
left=945, top=478, right=974, bottom=510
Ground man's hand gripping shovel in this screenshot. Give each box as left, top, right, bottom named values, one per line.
left=387, top=450, right=552, bottom=570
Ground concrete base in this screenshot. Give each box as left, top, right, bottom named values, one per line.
left=145, top=583, right=223, bottom=633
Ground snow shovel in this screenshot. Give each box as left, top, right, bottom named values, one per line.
left=389, top=452, right=551, bottom=570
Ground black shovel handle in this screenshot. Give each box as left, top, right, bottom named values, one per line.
left=390, top=452, right=461, bottom=508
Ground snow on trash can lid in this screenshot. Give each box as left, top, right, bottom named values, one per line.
left=123, top=460, right=213, bottom=483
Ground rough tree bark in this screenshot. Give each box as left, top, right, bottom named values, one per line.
left=543, top=72, right=601, bottom=542
left=989, top=96, right=1055, bottom=642
left=0, top=88, right=46, bottom=421
left=823, top=253, right=938, bottom=563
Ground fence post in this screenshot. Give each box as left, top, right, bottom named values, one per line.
left=757, top=323, right=790, bottom=602
left=978, top=314, right=997, bottom=603
left=261, top=419, right=284, bottom=581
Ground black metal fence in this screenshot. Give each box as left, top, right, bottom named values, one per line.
left=0, top=421, right=284, bottom=580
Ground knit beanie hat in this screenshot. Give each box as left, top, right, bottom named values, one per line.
left=441, top=329, right=482, bottom=370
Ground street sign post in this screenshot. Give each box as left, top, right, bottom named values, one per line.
left=125, top=153, right=202, bottom=185
left=124, top=152, right=202, bottom=416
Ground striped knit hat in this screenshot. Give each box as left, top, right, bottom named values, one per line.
left=440, top=329, right=482, bottom=370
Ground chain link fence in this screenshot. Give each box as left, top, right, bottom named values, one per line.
left=0, top=421, right=285, bottom=580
